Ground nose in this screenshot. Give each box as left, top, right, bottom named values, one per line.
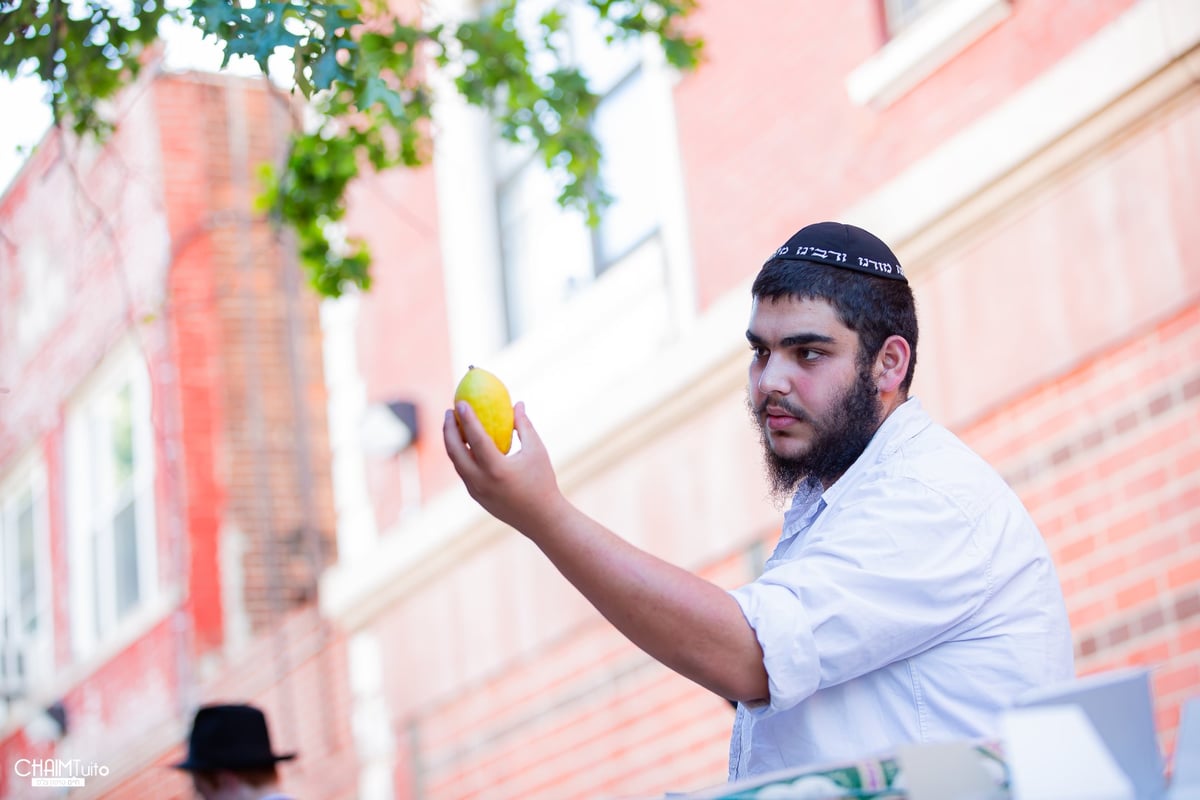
left=756, top=353, right=790, bottom=397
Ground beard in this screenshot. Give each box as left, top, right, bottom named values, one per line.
left=750, top=364, right=883, bottom=503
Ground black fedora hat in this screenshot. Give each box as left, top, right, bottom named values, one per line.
left=174, top=703, right=297, bottom=772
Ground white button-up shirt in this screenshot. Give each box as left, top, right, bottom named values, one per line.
left=728, top=398, right=1074, bottom=778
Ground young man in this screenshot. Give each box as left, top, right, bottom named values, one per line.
left=174, top=703, right=297, bottom=800
left=443, top=221, right=1074, bottom=778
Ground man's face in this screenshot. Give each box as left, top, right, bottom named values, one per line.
left=191, top=773, right=217, bottom=800
left=191, top=772, right=245, bottom=800
left=746, top=295, right=883, bottom=496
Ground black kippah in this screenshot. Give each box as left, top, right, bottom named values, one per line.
left=764, top=221, right=906, bottom=282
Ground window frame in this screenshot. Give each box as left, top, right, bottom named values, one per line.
left=881, top=0, right=950, bottom=39
left=585, top=62, right=663, bottom=273
left=0, top=452, right=52, bottom=717
left=847, top=0, right=1012, bottom=108
left=431, top=0, right=698, bottom=423
left=488, top=0, right=672, bottom=344
left=15, top=234, right=68, bottom=355
left=65, top=339, right=159, bottom=659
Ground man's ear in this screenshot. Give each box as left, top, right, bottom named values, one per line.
left=874, top=334, right=911, bottom=394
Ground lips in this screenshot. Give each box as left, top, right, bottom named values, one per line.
left=764, top=405, right=803, bottom=431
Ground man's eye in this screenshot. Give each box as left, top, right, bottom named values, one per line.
left=800, top=349, right=823, bottom=361
left=750, top=345, right=768, bottom=359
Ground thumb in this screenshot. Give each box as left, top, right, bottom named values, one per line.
left=512, top=401, right=544, bottom=453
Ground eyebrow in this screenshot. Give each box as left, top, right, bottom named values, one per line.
left=746, top=330, right=838, bottom=349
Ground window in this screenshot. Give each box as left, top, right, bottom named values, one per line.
left=66, top=341, right=157, bottom=657
left=847, top=0, right=1011, bottom=108
left=0, top=456, right=51, bottom=714
left=493, top=0, right=665, bottom=342
left=16, top=235, right=67, bottom=355
left=881, top=0, right=950, bottom=38
left=432, top=0, right=696, bottom=405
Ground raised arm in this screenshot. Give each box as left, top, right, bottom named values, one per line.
left=444, top=400, right=768, bottom=704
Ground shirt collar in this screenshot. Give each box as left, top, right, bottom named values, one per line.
left=806, top=396, right=930, bottom=508
left=776, top=398, right=930, bottom=546
left=781, top=477, right=825, bottom=533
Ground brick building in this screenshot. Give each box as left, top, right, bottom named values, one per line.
left=1, top=0, right=1198, bottom=798
left=0, top=70, right=349, bottom=797
left=317, top=0, right=1200, bottom=796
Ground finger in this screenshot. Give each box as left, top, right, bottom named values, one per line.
left=443, top=408, right=475, bottom=474
left=455, top=400, right=507, bottom=467
left=512, top=401, right=544, bottom=454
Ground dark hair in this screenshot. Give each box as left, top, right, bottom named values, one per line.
left=751, top=260, right=919, bottom=391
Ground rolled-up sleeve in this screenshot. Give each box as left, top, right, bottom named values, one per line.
left=730, top=579, right=821, bottom=716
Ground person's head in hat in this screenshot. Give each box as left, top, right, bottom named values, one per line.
left=748, top=220, right=918, bottom=497
left=175, top=703, right=296, bottom=800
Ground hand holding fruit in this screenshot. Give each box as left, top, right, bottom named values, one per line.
left=444, top=367, right=564, bottom=534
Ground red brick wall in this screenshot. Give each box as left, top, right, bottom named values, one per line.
left=672, top=0, right=1139, bottom=310
left=1, top=68, right=343, bottom=798
left=154, top=72, right=338, bottom=640
left=160, top=83, right=228, bottom=652
left=961, top=302, right=1200, bottom=759
left=81, top=607, right=358, bottom=800
left=385, top=550, right=756, bottom=800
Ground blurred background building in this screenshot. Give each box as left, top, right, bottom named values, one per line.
left=0, top=72, right=352, bottom=796
left=0, top=0, right=1197, bottom=797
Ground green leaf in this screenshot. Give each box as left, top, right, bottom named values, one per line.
left=358, top=76, right=404, bottom=117
left=305, top=38, right=353, bottom=92
left=189, top=0, right=243, bottom=36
